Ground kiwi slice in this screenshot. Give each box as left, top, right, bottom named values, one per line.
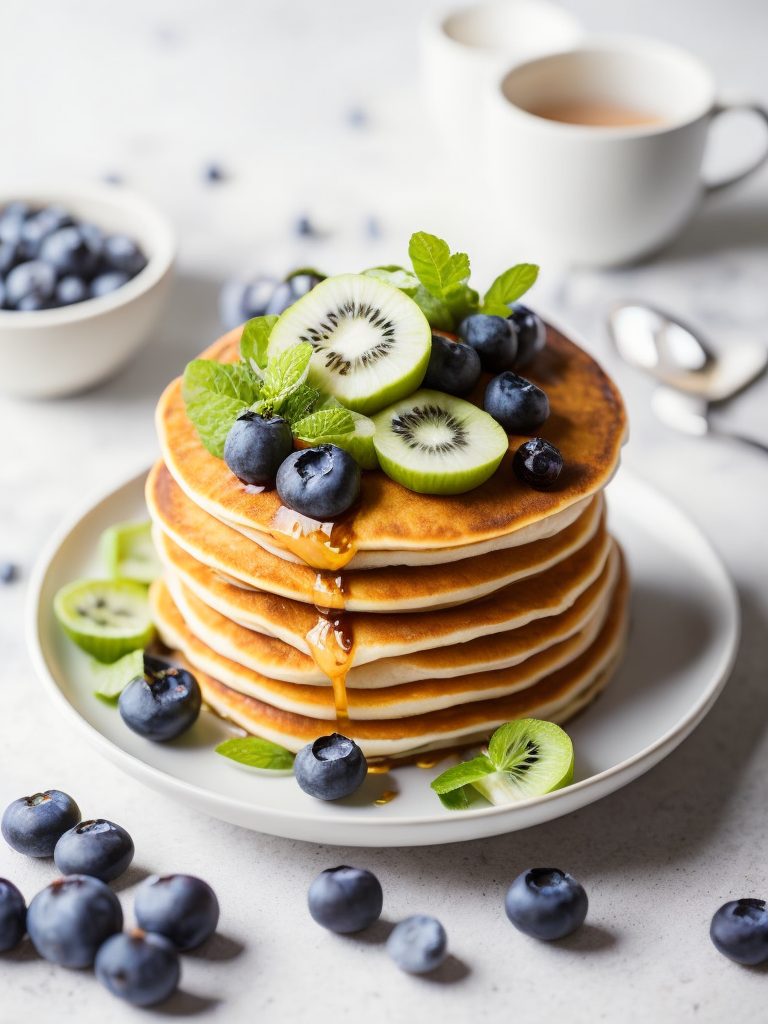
left=267, top=273, right=431, bottom=415
left=472, top=719, right=574, bottom=805
left=100, top=520, right=161, bottom=584
left=54, top=579, right=155, bottom=663
left=372, top=389, right=508, bottom=494
left=341, top=412, right=379, bottom=470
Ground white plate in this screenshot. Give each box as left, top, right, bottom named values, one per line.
left=27, top=469, right=739, bottom=847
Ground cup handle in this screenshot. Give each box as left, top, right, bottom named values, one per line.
left=703, top=100, right=768, bottom=196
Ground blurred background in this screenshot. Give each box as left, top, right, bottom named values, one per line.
left=1, top=0, right=767, bottom=553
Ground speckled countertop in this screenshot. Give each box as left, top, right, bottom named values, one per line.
left=2, top=1, right=768, bottom=1020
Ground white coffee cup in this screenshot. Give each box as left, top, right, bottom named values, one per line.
left=421, top=0, right=582, bottom=151
left=484, top=35, right=768, bottom=266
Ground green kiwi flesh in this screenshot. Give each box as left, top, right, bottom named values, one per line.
left=54, top=578, right=155, bottom=663
left=266, top=274, right=431, bottom=415
left=473, top=718, right=575, bottom=805
left=372, top=389, right=508, bottom=495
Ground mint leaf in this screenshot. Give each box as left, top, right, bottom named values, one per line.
left=412, top=285, right=454, bottom=332
left=443, top=282, right=480, bottom=324
left=409, top=232, right=470, bottom=300
left=215, top=737, right=295, bottom=770
left=280, top=383, right=320, bottom=424
left=92, top=648, right=144, bottom=701
left=438, top=787, right=469, bottom=811
left=260, top=341, right=313, bottom=405
left=182, top=360, right=262, bottom=458
left=240, top=315, right=279, bottom=372
left=483, top=263, right=539, bottom=316
left=362, top=266, right=420, bottom=294
left=430, top=754, right=496, bottom=795
left=293, top=407, right=355, bottom=443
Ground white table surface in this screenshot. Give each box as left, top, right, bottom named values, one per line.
left=2, top=1, right=768, bottom=1021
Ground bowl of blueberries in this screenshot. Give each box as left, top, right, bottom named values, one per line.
left=0, top=183, right=175, bottom=398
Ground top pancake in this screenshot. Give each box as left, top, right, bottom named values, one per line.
left=157, top=323, right=626, bottom=555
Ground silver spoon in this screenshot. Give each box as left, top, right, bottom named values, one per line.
left=651, top=385, right=768, bottom=455
left=608, top=301, right=767, bottom=402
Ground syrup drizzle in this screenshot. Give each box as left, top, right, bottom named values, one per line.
left=271, top=505, right=357, bottom=723
left=374, top=789, right=398, bottom=806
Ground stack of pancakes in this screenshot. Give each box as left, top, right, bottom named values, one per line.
left=147, top=324, right=629, bottom=760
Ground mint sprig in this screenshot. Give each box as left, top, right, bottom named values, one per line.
left=182, top=360, right=263, bottom=458
left=240, top=315, right=278, bottom=372
left=293, top=407, right=354, bottom=444
left=215, top=736, right=295, bottom=770
left=92, top=648, right=145, bottom=701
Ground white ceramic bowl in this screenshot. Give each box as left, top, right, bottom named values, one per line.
left=0, top=183, right=175, bottom=398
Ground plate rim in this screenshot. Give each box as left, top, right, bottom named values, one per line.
left=25, top=466, right=741, bottom=841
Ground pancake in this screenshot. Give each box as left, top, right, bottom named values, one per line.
left=156, top=324, right=626, bottom=562
left=154, top=520, right=614, bottom=664
left=147, top=460, right=605, bottom=611
left=167, top=551, right=629, bottom=756
left=151, top=555, right=617, bottom=719
left=162, top=544, right=620, bottom=686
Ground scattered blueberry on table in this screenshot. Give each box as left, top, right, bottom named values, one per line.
left=54, top=819, right=135, bottom=883
left=0, top=561, right=17, bottom=584
left=308, top=866, right=383, bottom=934
left=293, top=732, right=368, bottom=800
left=0, top=879, right=27, bottom=953
left=204, top=163, right=226, bottom=183
left=710, top=898, right=768, bottom=965
left=387, top=914, right=448, bottom=974
left=0, top=201, right=147, bottom=311
left=95, top=930, right=181, bottom=1006
left=134, top=874, right=220, bottom=951
left=26, top=875, right=123, bottom=968
left=118, top=655, right=202, bottom=741
left=505, top=868, right=588, bottom=941
left=1, top=790, right=81, bottom=858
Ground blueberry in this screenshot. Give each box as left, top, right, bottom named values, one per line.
left=134, top=874, right=219, bottom=951
left=55, top=275, right=88, bottom=306
left=387, top=914, right=448, bottom=974
left=203, top=163, right=226, bottom=183
left=422, top=334, right=482, bottom=397
left=293, top=733, right=367, bottom=801
left=265, top=272, right=323, bottom=316
left=27, top=875, right=123, bottom=967
left=118, top=655, right=202, bottom=742
left=0, top=562, right=17, bottom=584
left=508, top=303, right=546, bottom=368
left=484, top=371, right=550, bottom=434
left=296, top=216, right=315, bottom=237
left=512, top=438, right=563, bottom=490
left=102, top=234, right=147, bottom=277
left=224, top=412, right=294, bottom=486
left=2, top=790, right=81, bottom=858
left=0, top=278, right=5, bottom=310
left=18, top=205, right=73, bottom=259
left=0, top=201, right=31, bottom=245
left=505, top=868, right=588, bottom=940
left=0, top=879, right=26, bottom=952
left=0, top=240, right=19, bottom=276
left=458, top=313, right=518, bottom=372
left=96, top=930, right=180, bottom=1006
left=277, top=444, right=360, bottom=521
left=308, top=866, right=383, bottom=933
left=90, top=271, right=129, bottom=298
left=346, top=108, right=368, bottom=128
left=219, top=276, right=277, bottom=330
left=54, top=819, right=134, bottom=883
left=710, top=899, right=768, bottom=965
left=4, top=260, right=56, bottom=308
left=39, top=226, right=100, bottom=278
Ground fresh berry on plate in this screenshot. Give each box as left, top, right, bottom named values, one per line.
left=710, top=899, right=768, bottom=965
left=512, top=438, right=563, bottom=490
left=54, top=819, right=135, bottom=883
left=505, top=868, right=588, bottom=940
left=118, top=655, right=202, bottom=742
left=265, top=271, right=324, bottom=317
left=134, top=874, right=219, bottom=951
left=0, top=879, right=27, bottom=952
left=484, top=372, right=550, bottom=434
left=26, top=875, right=123, bottom=968
left=508, top=303, right=546, bottom=368
left=219, top=276, right=277, bottom=330
left=95, top=930, right=180, bottom=1007
left=386, top=914, right=448, bottom=974
left=422, top=333, right=482, bottom=397
left=276, top=444, right=361, bottom=520
left=372, top=390, right=508, bottom=495
left=224, top=412, right=294, bottom=486
left=458, top=313, right=518, bottom=372
left=308, top=866, right=383, bottom=933
left=1, top=790, right=81, bottom=858
left=293, top=733, right=368, bottom=801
